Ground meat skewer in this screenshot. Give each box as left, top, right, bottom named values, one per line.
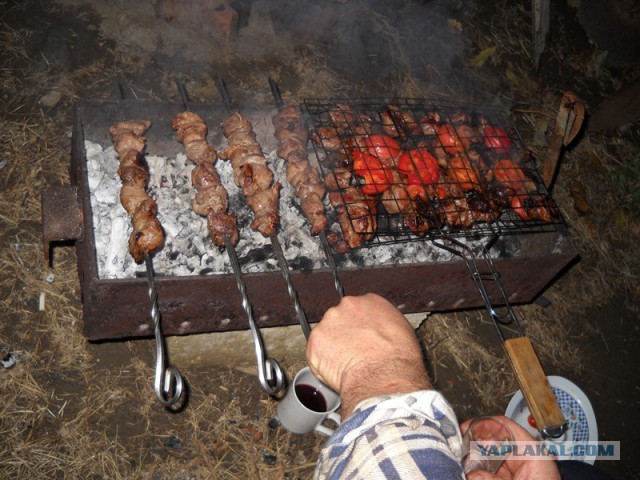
left=212, top=76, right=289, bottom=394
left=220, top=95, right=314, bottom=335
left=221, top=108, right=313, bottom=339
left=109, top=119, right=163, bottom=263
left=271, top=105, right=327, bottom=235
left=171, top=110, right=239, bottom=246
left=109, top=117, right=184, bottom=409
left=269, top=78, right=344, bottom=299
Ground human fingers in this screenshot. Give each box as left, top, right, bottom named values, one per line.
left=307, top=294, right=420, bottom=389
left=306, top=294, right=430, bottom=415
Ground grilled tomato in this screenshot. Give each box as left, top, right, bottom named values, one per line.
left=398, top=149, right=440, bottom=186
left=482, top=126, right=512, bottom=154
left=353, top=149, right=393, bottom=194
left=363, top=134, right=401, bottom=166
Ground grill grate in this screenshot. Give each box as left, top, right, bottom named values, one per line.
left=303, top=98, right=564, bottom=246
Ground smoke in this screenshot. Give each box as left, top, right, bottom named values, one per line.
left=55, top=0, right=477, bottom=99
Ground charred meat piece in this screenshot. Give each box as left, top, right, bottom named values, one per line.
left=404, top=212, right=431, bottom=236
left=221, top=111, right=280, bottom=237
left=272, top=105, right=328, bottom=235
left=380, top=169, right=412, bottom=214
left=438, top=196, right=474, bottom=228
left=328, top=187, right=377, bottom=249
left=454, top=124, right=481, bottom=151
left=328, top=103, right=373, bottom=136
left=129, top=198, right=164, bottom=263
left=419, top=112, right=441, bottom=136
left=109, top=119, right=152, bottom=141
left=207, top=211, right=239, bottom=246
left=247, top=182, right=281, bottom=237
left=466, top=190, right=500, bottom=223
left=324, top=167, right=352, bottom=191
left=172, top=112, right=217, bottom=165
left=109, top=119, right=165, bottom=263
left=172, top=111, right=238, bottom=247
left=493, top=159, right=537, bottom=193
left=311, top=126, right=343, bottom=152
left=381, top=105, right=421, bottom=141
left=119, top=184, right=149, bottom=216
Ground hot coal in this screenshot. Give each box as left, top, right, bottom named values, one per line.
left=84, top=140, right=492, bottom=280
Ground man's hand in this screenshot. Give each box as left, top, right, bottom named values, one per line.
left=306, top=294, right=430, bottom=418
left=461, top=416, right=561, bottom=480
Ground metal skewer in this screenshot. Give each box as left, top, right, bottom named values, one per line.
left=224, top=236, right=286, bottom=394
left=116, top=81, right=185, bottom=409
left=268, top=77, right=345, bottom=300
left=215, top=73, right=314, bottom=336
left=144, top=253, right=185, bottom=407
left=270, top=233, right=311, bottom=338
left=173, top=75, right=284, bottom=395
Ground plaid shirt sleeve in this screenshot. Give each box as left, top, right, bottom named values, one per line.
left=313, top=390, right=464, bottom=480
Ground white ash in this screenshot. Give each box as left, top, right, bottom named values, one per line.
left=85, top=140, right=489, bottom=280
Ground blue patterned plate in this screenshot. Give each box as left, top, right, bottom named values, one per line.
left=505, top=375, right=598, bottom=464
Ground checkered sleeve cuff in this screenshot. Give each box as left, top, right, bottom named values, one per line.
left=314, top=390, right=464, bottom=479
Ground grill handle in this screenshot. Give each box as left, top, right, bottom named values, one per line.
left=504, top=337, right=567, bottom=439
left=41, top=186, right=84, bottom=266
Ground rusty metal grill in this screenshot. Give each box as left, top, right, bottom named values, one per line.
left=40, top=99, right=578, bottom=341
left=303, top=98, right=564, bottom=245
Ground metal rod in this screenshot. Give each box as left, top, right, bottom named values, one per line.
left=174, top=77, right=190, bottom=109
left=319, top=231, right=345, bottom=299
left=270, top=234, right=311, bottom=339
left=214, top=75, right=287, bottom=395
left=215, top=74, right=234, bottom=110
left=224, top=236, right=286, bottom=395
left=145, top=253, right=185, bottom=407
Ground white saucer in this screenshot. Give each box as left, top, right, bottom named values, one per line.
left=505, top=375, right=598, bottom=464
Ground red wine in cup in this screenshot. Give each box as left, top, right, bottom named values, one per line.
left=295, top=384, right=327, bottom=412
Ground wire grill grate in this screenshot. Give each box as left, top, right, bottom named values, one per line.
left=303, top=98, right=565, bottom=246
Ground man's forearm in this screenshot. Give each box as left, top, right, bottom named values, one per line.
left=339, top=358, right=431, bottom=418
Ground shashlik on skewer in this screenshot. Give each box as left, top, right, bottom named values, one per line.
left=219, top=112, right=280, bottom=238
left=271, top=105, right=327, bottom=235
left=109, top=119, right=164, bottom=263
left=172, top=111, right=239, bottom=246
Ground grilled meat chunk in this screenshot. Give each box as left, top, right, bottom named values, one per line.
left=109, top=119, right=164, bottom=263
left=221, top=111, right=280, bottom=237
left=172, top=111, right=238, bottom=247
left=272, top=105, right=327, bottom=235
left=129, top=198, right=164, bottom=263
left=328, top=187, right=377, bottom=249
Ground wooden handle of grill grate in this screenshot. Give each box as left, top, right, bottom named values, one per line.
left=503, top=337, right=567, bottom=439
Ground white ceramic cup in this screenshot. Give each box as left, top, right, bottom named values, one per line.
left=277, top=367, right=341, bottom=435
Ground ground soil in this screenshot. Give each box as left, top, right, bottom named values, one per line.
left=1, top=0, right=639, bottom=479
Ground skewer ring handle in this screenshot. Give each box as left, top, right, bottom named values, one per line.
left=259, top=357, right=286, bottom=396
left=155, top=363, right=185, bottom=407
